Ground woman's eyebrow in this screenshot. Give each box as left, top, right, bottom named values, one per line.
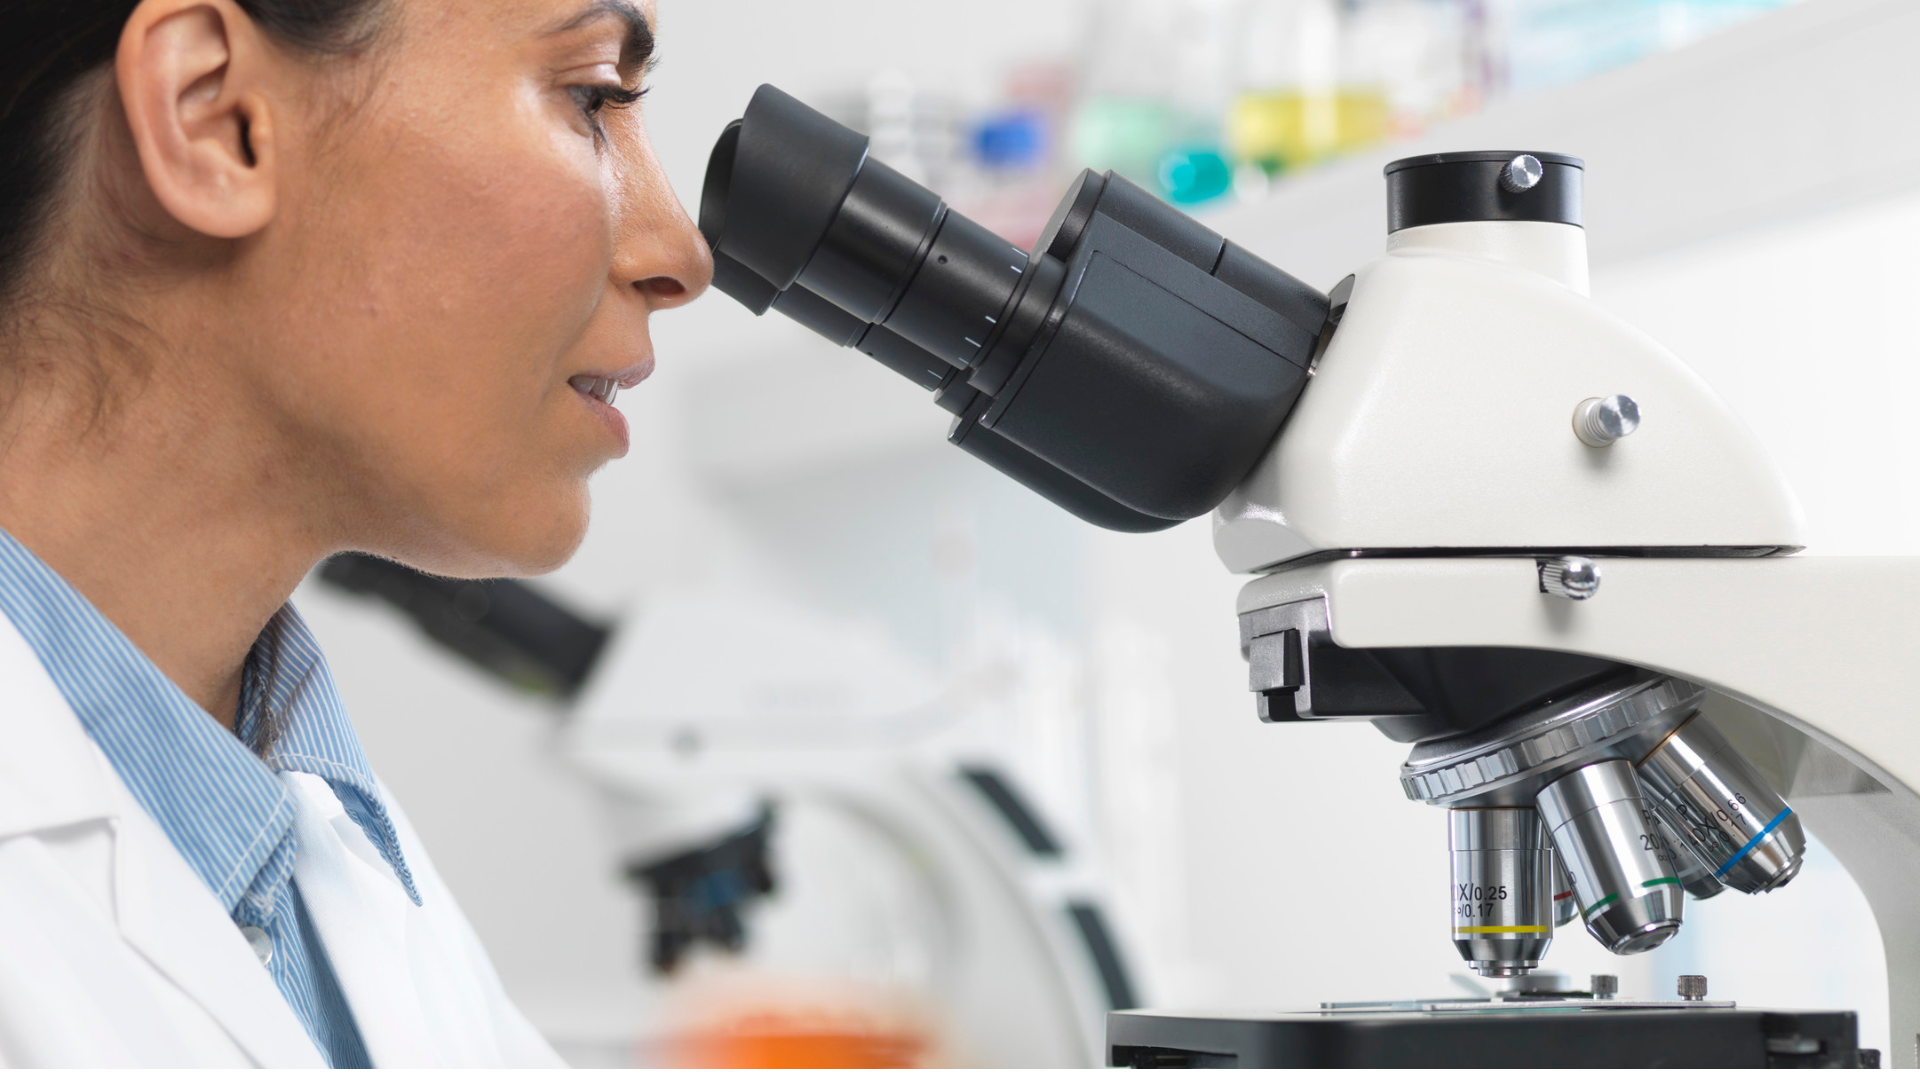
left=545, top=0, right=655, bottom=71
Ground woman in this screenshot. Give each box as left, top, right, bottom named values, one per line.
left=0, top=0, right=709, bottom=1066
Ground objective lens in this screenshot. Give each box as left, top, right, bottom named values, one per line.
left=1635, top=713, right=1804, bottom=893
left=1449, top=808, right=1553, bottom=978
left=1536, top=760, right=1684, bottom=955
left=1550, top=854, right=1578, bottom=927
left=1658, top=815, right=1729, bottom=899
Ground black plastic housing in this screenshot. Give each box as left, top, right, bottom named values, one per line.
left=700, top=84, right=1330, bottom=530
left=1269, top=639, right=1631, bottom=743
left=1386, top=151, right=1585, bottom=232
left=624, top=806, right=777, bottom=975
left=712, top=255, right=1182, bottom=533
left=316, top=554, right=611, bottom=699
left=1109, top=1008, right=1873, bottom=1068
left=979, top=191, right=1319, bottom=519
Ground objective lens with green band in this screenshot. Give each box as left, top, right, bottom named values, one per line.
left=1537, top=760, right=1684, bottom=956
left=1581, top=892, right=1620, bottom=919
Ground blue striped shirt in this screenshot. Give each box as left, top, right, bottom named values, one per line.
left=0, top=527, right=418, bottom=1067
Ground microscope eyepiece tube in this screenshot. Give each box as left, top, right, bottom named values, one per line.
left=1635, top=713, right=1804, bottom=893
left=700, top=84, right=1330, bottom=528
left=1449, top=808, right=1553, bottom=978
left=1536, top=760, right=1684, bottom=955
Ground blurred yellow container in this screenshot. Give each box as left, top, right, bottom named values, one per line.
left=1227, top=88, right=1391, bottom=173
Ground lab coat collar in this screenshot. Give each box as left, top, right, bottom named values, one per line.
left=0, top=604, right=115, bottom=838
left=287, top=771, right=447, bottom=1066
left=111, top=802, right=328, bottom=1067
left=0, top=608, right=324, bottom=1067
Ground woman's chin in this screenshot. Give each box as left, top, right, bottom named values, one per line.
left=393, top=490, right=590, bottom=581
left=484, top=509, right=590, bottom=578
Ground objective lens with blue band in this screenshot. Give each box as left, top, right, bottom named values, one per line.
left=1715, top=805, right=1796, bottom=879
left=1636, top=713, right=1807, bottom=895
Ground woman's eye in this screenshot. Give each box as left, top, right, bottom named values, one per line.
left=569, top=83, right=645, bottom=136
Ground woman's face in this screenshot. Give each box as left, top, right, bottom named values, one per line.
left=247, top=0, right=709, bottom=577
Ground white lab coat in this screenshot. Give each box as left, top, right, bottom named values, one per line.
left=0, top=609, right=565, bottom=1067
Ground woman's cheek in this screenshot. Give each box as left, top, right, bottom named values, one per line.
left=426, top=154, right=613, bottom=414
left=512, top=183, right=612, bottom=353
left=306, top=74, right=618, bottom=490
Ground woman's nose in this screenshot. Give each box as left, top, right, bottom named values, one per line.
left=613, top=146, right=714, bottom=311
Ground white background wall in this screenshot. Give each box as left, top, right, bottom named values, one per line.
left=296, top=0, right=1912, bottom=1064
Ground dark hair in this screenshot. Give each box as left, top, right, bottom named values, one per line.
left=0, top=0, right=385, bottom=316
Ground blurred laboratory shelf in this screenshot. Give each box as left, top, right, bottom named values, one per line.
left=1208, top=0, right=1920, bottom=287
left=668, top=0, right=1920, bottom=486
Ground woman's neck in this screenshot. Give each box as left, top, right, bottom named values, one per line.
left=0, top=331, right=330, bottom=729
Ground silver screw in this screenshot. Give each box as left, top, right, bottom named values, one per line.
left=1574, top=394, right=1642, bottom=447
left=1590, top=974, right=1618, bottom=1000
left=1678, top=975, right=1708, bottom=1001
left=1501, top=154, right=1544, bottom=193
left=1538, top=556, right=1601, bottom=601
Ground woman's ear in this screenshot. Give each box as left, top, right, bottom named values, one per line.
left=116, top=0, right=278, bottom=239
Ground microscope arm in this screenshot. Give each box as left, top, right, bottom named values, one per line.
left=1238, top=553, right=1920, bottom=1064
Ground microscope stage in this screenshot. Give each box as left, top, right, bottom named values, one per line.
left=1108, top=1006, right=1872, bottom=1068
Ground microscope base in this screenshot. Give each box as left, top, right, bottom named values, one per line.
left=1108, top=1007, right=1873, bottom=1068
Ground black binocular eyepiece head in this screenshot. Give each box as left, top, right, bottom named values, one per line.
left=700, top=84, right=1331, bottom=532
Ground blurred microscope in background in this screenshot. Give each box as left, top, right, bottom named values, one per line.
left=317, top=555, right=1135, bottom=1067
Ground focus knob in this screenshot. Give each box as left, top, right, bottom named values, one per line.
left=1500, top=154, right=1544, bottom=193
left=1539, top=556, right=1601, bottom=600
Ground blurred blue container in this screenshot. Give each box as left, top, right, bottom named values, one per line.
left=972, top=109, right=1050, bottom=172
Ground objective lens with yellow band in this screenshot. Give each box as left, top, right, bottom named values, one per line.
left=1448, top=808, right=1554, bottom=978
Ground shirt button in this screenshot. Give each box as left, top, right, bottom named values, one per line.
left=239, top=925, right=274, bottom=968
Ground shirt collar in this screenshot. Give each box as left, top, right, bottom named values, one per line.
left=246, top=606, right=420, bottom=904
left=0, top=528, right=417, bottom=913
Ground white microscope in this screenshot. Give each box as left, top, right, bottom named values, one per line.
left=315, top=563, right=1135, bottom=1068
left=559, top=588, right=1135, bottom=1068
left=698, top=85, right=1909, bottom=1067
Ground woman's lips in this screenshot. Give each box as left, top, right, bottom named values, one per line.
left=568, top=362, right=648, bottom=453
left=569, top=373, right=621, bottom=406
left=567, top=360, right=652, bottom=407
